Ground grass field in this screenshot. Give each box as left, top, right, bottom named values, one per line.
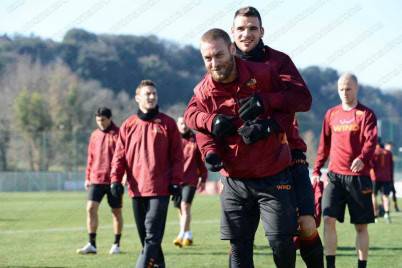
left=1, top=192, right=402, bottom=268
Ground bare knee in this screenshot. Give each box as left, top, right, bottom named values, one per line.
left=324, top=216, right=336, bottom=229
left=111, top=208, right=122, bottom=219
left=87, top=202, right=99, bottom=216
left=180, top=202, right=191, bottom=215
left=355, top=224, right=367, bottom=234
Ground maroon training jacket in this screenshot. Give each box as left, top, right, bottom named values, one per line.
left=86, top=122, right=119, bottom=185
left=110, top=113, right=183, bottom=197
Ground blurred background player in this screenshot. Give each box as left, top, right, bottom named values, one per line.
left=370, top=139, right=393, bottom=223
left=173, top=117, right=208, bottom=247
left=110, top=80, right=183, bottom=268
left=384, top=141, right=400, bottom=212
left=77, top=107, right=123, bottom=255
left=312, top=73, right=377, bottom=268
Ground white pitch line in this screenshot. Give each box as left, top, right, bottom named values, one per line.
left=0, top=219, right=220, bottom=235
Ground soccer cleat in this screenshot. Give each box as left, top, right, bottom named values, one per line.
left=173, top=237, right=183, bottom=247
left=182, top=238, right=193, bottom=246
left=109, top=243, right=121, bottom=254
left=76, top=243, right=97, bottom=254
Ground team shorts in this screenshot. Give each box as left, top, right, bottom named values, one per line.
left=181, top=184, right=196, bottom=204
left=220, top=169, right=297, bottom=240
left=291, top=163, right=315, bottom=216
left=373, top=181, right=393, bottom=196
left=88, top=184, right=122, bottom=209
left=322, top=172, right=374, bottom=224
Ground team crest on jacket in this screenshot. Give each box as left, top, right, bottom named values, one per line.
left=246, top=78, right=257, bottom=89
left=356, top=110, right=364, bottom=116
left=154, top=118, right=162, bottom=124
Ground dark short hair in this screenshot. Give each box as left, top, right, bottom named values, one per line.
left=136, top=79, right=156, bottom=95
left=201, top=28, right=232, bottom=46
left=234, top=6, right=262, bottom=27
left=95, top=107, right=112, bottom=118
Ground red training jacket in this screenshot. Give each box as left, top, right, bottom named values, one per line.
left=185, top=58, right=311, bottom=178
left=110, top=113, right=184, bottom=197
left=181, top=132, right=208, bottom=187
left=313, top=103, right=377, bottom=177
left=370, top=145, right=393, bottom=182
left=260, top=46, right=309, bottom=152
left=85, top=122, right=119, bottom=185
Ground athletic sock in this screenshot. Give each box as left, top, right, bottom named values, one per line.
left=178, top=230, right=185, bottom=239
left=299, top=230, right=324, bottom=268
left=326, top=255, right=335, bottom=268
left=89, top=233, right=96, bottom=248
left=358, top=259, right=367, bottom=268
left=114, top=234, right=121, bottom=246
left=184, top=231, right=193, bottom=240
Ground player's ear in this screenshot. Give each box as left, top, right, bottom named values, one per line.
left=229, top=43, right=236, bottom=55
left=260, top=26, right=264, bottom=38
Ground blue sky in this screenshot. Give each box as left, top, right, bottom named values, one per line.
left=1, top=0, right=402, bottom=90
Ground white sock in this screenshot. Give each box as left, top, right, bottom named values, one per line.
left=184, top=231, right=192, bottom=239
left=178, top=230, right=185, bottom=239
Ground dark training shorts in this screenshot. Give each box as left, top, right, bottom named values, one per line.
left=373, top=181, right=393, bottom=196
left=181, top=184, right=196, bottom=204
left=88, top=184, right=122, bottom=209
left=220, top=169, right=297, bottom=240
left=322, top=172, right=374, bottom=224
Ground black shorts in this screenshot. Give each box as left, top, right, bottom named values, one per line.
left=322, top=172, right=374, bottom=224
left=291, top=163, right=315, bottom=216
left=88, top=184, right=122, bottom=209
left=181, top=185, right=196, bottom=204
left=220, top=169, right=297, bottom=240
left=373, top=181, right=392, bottom=196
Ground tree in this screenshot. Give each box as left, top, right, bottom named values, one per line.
left=14, top=89, right=52, bottom=170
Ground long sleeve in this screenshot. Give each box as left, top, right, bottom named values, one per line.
left=358, top=111, right=378, bottom=165
left=110, top=126, right=127, bottom=184
left=85, top=135, right=94, bottom=182
left=169, top=121, right=184, bottom=185
left=184, top=95, right=216, bottom=134
left=313, top=111, right=332, bottom=176
left=265, top=57, right=312, bottom=113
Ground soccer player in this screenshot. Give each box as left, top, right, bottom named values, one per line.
left=384, top=141, right=400, bottom=212
left=370, top=139, right=393, bottom=223
left=110, top=80, right=183, bottom=268
left=77, top=107, right=123, bottom=255
left=312, top=73, right=377, bottom=268
left=230, top=7, right=323, bottom=267
left=185, top=28, right=312, bottom=268
left=172, top=117, right=208, bottom=247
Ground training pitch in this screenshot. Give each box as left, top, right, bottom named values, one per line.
left=1, top=192, right=402, bottom=267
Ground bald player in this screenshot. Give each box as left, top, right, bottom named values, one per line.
left=313, top=73, right=377, bottom=268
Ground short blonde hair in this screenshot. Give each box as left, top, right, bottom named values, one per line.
left=135, top=80, right=156, bottom=95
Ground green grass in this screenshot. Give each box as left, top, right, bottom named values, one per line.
left=0, top=192, right=402, bottom=267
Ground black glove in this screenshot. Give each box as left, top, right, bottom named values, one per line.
left=238, top=95, right=264, bottom=121
left=205, top=152, right=224, bottom=172
left=169, top=184, right=182, bottom=208
left=110, top=182, right=124, bottom=198
left=211, top=114, right=237, bottom=137
left=237, top=118, right=280, bottom=144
